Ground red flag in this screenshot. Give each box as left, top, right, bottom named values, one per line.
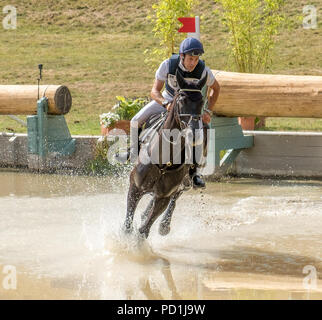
left=178, top=17, right=196, bottom=33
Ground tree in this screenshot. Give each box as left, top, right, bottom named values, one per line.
left=215, top=0, right=286, bottom=74
left=215, top=0, right=286, bottom=129
left=145, top=0, right=197, bottom=71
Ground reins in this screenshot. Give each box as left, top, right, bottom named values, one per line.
left=151, top=88, right=204, bottom=173
left=160, top=89, right=204, bottom=146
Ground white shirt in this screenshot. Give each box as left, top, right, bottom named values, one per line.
left=155, top=58, right=215, bottom=101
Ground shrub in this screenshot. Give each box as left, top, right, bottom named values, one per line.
left=144, top=0, right=198, bottom=71
left=112, top=96, right=148, bottom=121
left=99, top=112, right=120, bottom=128
left=215, top=0, right=286, bottom=73
left=85, top=136, right=133, bottom=176
left=99, top=96, right=148, bottom=128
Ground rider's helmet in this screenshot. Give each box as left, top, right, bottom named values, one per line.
left=179, top=37, right=204, bottom=56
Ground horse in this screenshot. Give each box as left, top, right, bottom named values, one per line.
left=123, top=70, right=207, bottom=239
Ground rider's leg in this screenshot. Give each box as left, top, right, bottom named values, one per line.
left=190, top=122, right=209, bottom=188
left=127, top=100, right=166, bottom=161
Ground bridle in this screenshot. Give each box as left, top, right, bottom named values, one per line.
left=173, top=89, right=204, bottom=130
left=161, top=89, right=204, bottom=146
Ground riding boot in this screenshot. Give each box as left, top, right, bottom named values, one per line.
left=189, top=166, right=206, bottom=189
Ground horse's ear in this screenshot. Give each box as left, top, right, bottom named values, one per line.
left=176, top=69, right=187, bottom=89
left=196, top=74, right=207, bottom=91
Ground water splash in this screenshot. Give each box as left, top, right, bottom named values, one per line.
left=104, top=227, right=159, bottom=263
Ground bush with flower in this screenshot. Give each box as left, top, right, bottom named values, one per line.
left=99, top=96, right=148, bottom=129
left=99, top=112, right=120, bottom=128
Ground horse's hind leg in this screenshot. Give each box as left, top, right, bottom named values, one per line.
left=139, top=196, right=171, bottom=239
left=123, top=182, right=142, bottom=234
left=159, top=190, right=183, bottom=236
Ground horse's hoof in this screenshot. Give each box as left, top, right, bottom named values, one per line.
left=138, top=227, right=149, bottom=239
left=122, top=224, right=133, bottom=235
left=159, top=222, right=170, bottom=236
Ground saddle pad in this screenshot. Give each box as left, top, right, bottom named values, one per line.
left=140, top=112, right=167, bottom=145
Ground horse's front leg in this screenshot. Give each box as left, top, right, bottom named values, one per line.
left=139, top=196, right=171, bottom=239
left=141, top=197, right=154, bottom=224
left=159, top=189, right=183, bottom=236
left=123, top=181, right=142, bottom=234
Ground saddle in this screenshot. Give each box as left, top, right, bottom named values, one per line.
left=139, top=112, right=167, bottom=148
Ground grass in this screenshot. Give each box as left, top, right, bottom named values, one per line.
left=0, top=0, right=321, bottom=135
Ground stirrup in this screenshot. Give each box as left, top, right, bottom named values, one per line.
left=115, top=148, right=131, bottom=163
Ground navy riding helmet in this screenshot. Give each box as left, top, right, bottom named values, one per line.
left=179, top=37, right=204, bottom=56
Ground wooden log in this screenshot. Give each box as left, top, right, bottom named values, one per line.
left=211, top=70, right=322, bottom=118
left=0, top=85, right=72, bottom=115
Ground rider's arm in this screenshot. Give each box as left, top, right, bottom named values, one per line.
left=202, top=79, right=220, bottom=124
left=151, top=79, right=167, bottom=106
left=207, top=79, right=220, bottom=113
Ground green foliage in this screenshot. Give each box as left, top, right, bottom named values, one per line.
left=113, top=96, right=149, bottom=121
left=85, top=137, right=133, bottom=176
left=144, top=0, right=198, bottom=70
left=100, top=96, right=148, bottom=128
left=1, top=0, right=321, bottom=135
left=215, top=0, right=287, bottom=73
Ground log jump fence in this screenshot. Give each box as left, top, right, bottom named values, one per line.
left=205, top=70, right=322, bottom=174
left=0, top=84, right=75, bottom=158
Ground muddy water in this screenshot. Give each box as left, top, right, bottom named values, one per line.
left=1, top=169, right=322, bottom=300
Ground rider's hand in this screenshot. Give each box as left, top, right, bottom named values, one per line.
left=202, top=111, right=211, bottom=124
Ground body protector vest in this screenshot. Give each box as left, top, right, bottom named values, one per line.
left=165, top=54, right=206, bottom=97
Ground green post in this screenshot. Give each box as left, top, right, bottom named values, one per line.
left=201, top=86, right=254, bottom=174
left=203, top=116, right=254, bottom=175
left=37, top=97, right=48, bottom=157
left=27, top=97, right=76, bottom=157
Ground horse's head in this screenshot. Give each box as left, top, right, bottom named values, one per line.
left=174, top=69, right=206, bottom=146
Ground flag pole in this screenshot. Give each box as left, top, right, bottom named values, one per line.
left=188, top=16, right=200, bottom=40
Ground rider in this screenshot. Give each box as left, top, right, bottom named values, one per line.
left=123, top=37, right=220, bottom=188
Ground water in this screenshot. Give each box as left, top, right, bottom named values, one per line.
left=1, top=169, right=322, bottom=299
